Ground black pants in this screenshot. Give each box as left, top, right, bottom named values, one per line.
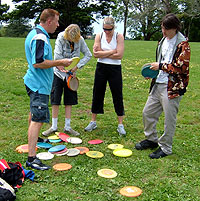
left=91, top=62, right=125, bottom=116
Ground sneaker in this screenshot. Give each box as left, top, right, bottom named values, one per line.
left=37, top=137, right=49, bottom=143
left=64, top=128, right=80, bottom=136
left=42, top=127, right=57, bottom=137
left=26, top=158, right=51, bottom=170
left=117, top=125, right=126, bottom=136
left=84, top=122, right=97, bottom=132
left=135, top=139, right=158, bottom=150
left=149, top=147, right=168, bottom=159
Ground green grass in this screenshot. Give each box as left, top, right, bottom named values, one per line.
left=0, top=37, right=199, bottom=201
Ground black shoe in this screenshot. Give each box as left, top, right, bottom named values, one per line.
left=135, top=139, right=158, bottom=150
left=37, top=137, right=49, bottom=143
left=149, top=147, right=168, bottom=159
left=26, top=158, right=51, bottom=170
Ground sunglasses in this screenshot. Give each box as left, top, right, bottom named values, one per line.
left=103, top=28, right=113, bottom=31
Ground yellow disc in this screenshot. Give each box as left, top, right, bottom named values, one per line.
left=97, top=169, right=117, bottom=178
left=113, top=148, right=132, bottom=157
left=48, top=135, right=59, bottom=140
left=120, top=186, right=142, bottom=197
left=86, top=151, right=104, bottom=158
left=67, top=57, right=80, bottom=68
left=108, top=144, right=124, bottom=150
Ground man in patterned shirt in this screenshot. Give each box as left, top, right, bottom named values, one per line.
left=135, top=13, right=190, bottom=159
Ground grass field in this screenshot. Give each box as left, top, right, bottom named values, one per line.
left=0, top=37, right=199, bottom=201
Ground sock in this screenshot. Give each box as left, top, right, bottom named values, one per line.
left=118, top=124, right=123, bottom=127
left=28, top=156, right=36, bottom=162
left=65, top=118, right=71, bottom=130
left=52, top=118, right=58, bottom=130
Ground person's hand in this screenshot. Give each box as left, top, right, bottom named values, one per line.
left=62, top=58, right=72, bottom=67
left=56, top=66, right=68, bottom=73
left=145, top=77, right=151, bottom=80
left=150, top=62, right=159, bottom=70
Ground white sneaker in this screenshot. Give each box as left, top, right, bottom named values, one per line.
left=117, top=125, right=126, bottom=136
left=64, top=128, right=80, bottom=136
left=84, top=122, right=97, bottom=132
left=42, top=127, right=57, bottom=137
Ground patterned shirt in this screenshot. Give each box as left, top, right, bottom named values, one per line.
left=150, top=32, right=190, bottom=99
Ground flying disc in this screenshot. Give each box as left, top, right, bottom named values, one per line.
left=49, top=139, right=62, bottom=143
left=36, top=142, right=53, bottom=149
left=66, top=148, right=80, bottom=156
left=88, top=139, right=103, bottom=145
left=53, top=163, right=72, bottom=171
left=67, top=76, right=79, bottom=91
left=108, top=144, right=124, bottom=150
left=119, top=186, right=142, bottom=197
left=16, top=144, right=37, bottom=153
left=56, top=149, right=69, bottom=156
left=113, top=148, right=132, bottom=157
left=58, top=133, right=70, bottom=142
left=86, top=151, right=104, bottom=158
left=48, top=135, right=60, bottom=140
left=97, top=169, right=117, bottom=179
left=36, top=152, right=54, bottom=160
left=141, top=63, right=159, bottom=78
left=67, top=137, right=82, bottom=144
left=67, top=57, right=80, bottom=69
left=50, top=147, right=68, bottom=155
left=48, top=145, right=66, bottom=153
left=75, top=147, right=89, bottom=154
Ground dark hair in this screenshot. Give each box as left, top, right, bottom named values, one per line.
left=40, top=8, right=59, bottom=23
left=161, top=13, right=181, bottom=31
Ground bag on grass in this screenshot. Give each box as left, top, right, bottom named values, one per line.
left=0, top=178, right=16, bottom=201
left=0, top=159, right=25, bottom=189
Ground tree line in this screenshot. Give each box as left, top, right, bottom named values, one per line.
left=0, top=0, right=200, bottom=41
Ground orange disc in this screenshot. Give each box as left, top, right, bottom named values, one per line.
left=16, top=144, right=37, bottom=153
left=75, top=147, right=89, bottom=154
left=53, top=163, right=72, bottom=171
left=120, top=186, right=142, bottom=197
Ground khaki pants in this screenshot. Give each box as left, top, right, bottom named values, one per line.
left=143, top=83, right=182, bottom=155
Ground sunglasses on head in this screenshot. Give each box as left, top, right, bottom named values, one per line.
left=103, top=28, right=113, bottom=31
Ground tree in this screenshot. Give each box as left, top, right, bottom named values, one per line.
left=112, top=0, right=131, bottom=39
left=113, top=0, right=180, bottom=40
left=0, top=2, right=9, bottom=22
left=5, top=0, right=116, bottom=38
left=4, top=18, right=32, bottom=37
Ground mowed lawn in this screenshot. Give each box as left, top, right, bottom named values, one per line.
left=0, top=37, right=199, bottom=201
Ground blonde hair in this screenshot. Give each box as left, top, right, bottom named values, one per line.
left=103, top=17, right=115, bottom=28
left=64, top=24, right=81, bottom=43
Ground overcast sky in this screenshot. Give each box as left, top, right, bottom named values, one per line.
left=2, top=0, right=124, bottom=35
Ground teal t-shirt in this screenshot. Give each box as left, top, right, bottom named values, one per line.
left=24, top=25, right=53, bottom=95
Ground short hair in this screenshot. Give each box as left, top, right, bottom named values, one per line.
left=103, top=16, right=115, bottom=28
left=161, top=13, right=181, bottom=31
left=40, top=8, right=60, bottom=24
left=64, top=24, right=81, bottom=43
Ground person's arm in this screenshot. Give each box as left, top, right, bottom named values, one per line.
left=33, top=58, right=72, bottom=69
left=77, top=37, right=92, bottom=69
left=107, top=33, right=124, bottom=60
left=93, top=33, right=117, bottom=58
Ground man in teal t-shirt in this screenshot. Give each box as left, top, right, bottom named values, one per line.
left=24, top=8, right=72, bottom=170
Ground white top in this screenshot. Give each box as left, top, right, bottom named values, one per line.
left=98, top=31, right=121, bottom=65
left=156, top=34, right=177, bottom=84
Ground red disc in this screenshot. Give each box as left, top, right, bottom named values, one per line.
left=88, top=139, right=103, bottom=144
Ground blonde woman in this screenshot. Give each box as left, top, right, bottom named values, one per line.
left=85, top=17, right=126, bottom=136
left=42, top=24, right=92, bottom=136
